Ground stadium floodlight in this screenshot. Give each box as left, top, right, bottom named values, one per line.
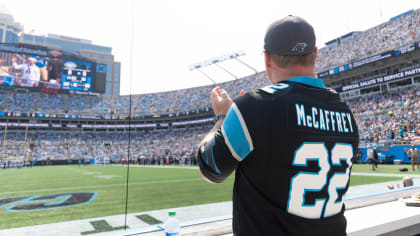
left=189, top=50, right=258, bottom=83
left=196, top=69, right=217, bottom=84
left=188, top=50, right=246, bottom=71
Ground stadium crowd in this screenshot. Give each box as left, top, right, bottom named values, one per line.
left=0, top=127, right=211, bottom=165
left=348, top=86, right=419, bottom=146
left=315, top=8, right=420, bottom=72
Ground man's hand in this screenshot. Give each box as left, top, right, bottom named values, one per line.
left=11, top=57, right=16, bottom=62
left=210, top=87, right=233, bottom=116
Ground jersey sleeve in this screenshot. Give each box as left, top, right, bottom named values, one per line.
left=197, top=129, right=238, bottom=183
left=197, top=101, right=255, bottom=183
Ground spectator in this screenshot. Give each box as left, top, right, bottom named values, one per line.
left=406, top=144, right=420, bottom=171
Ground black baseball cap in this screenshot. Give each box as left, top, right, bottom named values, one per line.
left=264, top=15, right=315, bottom=56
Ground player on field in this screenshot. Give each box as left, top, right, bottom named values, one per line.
left=197, top=16, right=359, bottom=235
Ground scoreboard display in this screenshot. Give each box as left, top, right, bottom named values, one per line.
left=61, top=60, right=92, bottom=91
left=0, top=44, right=107, bottom=94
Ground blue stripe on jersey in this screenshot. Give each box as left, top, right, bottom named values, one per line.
left=200, top=138, right=220, bottom=173
left=210, top=138, right=221, bottom=174
left=288, top=76, right=326, bottom=89
left=222, top=104, right=254, bottom=161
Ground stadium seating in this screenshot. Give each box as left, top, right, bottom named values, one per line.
left=0, top=127, right=209, bottom=163
left=348, top=86, right=419, bottom=147
left=315, top=9, right=420, bottom=72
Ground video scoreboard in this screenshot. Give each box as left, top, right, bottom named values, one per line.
left=62, top=60, right=92, bottom=91
left=0, top=43, right=106, bottom=94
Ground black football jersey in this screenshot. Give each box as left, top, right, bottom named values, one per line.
left=198, top=76, right=359, bottom=236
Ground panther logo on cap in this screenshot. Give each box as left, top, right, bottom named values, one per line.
left=291, top=43, right=308, bottom=53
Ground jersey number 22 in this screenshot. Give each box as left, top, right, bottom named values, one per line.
left=287, top=142, right=353, bottom=219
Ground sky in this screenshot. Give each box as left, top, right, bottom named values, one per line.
left=1, top=0, right=420, bottom=95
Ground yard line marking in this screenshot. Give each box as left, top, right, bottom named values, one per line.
left=96, top=175, right=121, bottom=179
left=351, top=172, right=420, bottom=178
left=109, top=165, right=199, bottom=170
left=59, top=166, right=123, bottom=179
left=59, top=166, right=102, bottom=175
left=0, top=178, right=202, bottom=195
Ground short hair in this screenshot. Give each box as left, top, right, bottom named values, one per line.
left=271, top=52, right=315, bottom=68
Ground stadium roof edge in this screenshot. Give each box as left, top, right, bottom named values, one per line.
left=325, top=31, right=360, bottom=47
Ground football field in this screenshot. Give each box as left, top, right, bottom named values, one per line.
left=0, top=164, right=413, bottom=230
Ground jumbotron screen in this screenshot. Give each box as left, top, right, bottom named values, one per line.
left=0, top=44, right=105, bottom=94
left=62, top=60, right=92, bottom=91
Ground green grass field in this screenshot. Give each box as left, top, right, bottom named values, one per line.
left=0, top=164, right=415, bottom=229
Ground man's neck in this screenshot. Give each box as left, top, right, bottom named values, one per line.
left=270, top=66, right=315, bottom=84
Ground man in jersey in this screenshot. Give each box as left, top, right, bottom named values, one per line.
left=197, top=16, right=359, bottom=235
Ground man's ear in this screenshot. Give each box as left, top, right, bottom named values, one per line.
left=264, top=50, right=272, bottom=70
left=314, top=47, right=318, bottom=61
left=264, top=51, right=275, bottom=82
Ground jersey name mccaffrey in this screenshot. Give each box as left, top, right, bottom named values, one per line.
left=295, top=104, right=354, bottom=133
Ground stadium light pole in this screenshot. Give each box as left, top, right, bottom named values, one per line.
left=215, top=63, right=238, bottom=80
left=234, top=57, right=258, bottom=74
left=197, top=68, right=216, bottom=85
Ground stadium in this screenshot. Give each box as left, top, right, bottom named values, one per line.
left=0, top=2, right=419, bottom=236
